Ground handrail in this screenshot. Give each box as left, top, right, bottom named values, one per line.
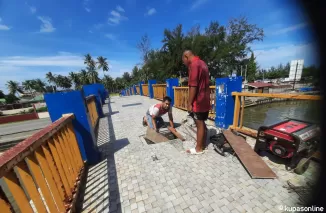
left=153, top=84, right=166, bottom=101
left=86, top=96, right=98, bottom=128
left=0, top=114, right=84, bottom=212
left=230, top=92, right=322, bottom=137
left=152, top=84, right=167, bottom=87
left=142, top=84, right=149, bottom=97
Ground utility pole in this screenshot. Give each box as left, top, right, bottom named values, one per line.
left=241, top=65, right=243, bottom=77
left=245, top=65, right=247, bottom=82
left=292, top=61, right=299, bottom=90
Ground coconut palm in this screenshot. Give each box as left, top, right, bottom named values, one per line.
left=69, top=72, right=81, bottom=89
left=6, top=80, right=19, bottom=95
left=79, top=69, right=90, bottom=85
left=46, top=72, right=57, bottom=92
left=84, top=54, right=96, bottom=70
left=55, top=75, right=72, bottom=90
left=97, top=56, right=109, bottom=77
left=22, top=80, right=35, bottom=97
left=32, top=79, right=47, bottom=93
left=87, top=68, right=99, bottom=84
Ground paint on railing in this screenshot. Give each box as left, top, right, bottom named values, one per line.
left=153, top=84, right=167, bottom=101
left=230, top=92, right=322, bottom=137
left=0, top=114, right=84, bottom=213
left=173, top=86, right=216, bottom=119
left=136, top=86, right=140, bottom=95
left=86, top=95, right=99, bottom=128
left=142, top=84, right=149, bottom=97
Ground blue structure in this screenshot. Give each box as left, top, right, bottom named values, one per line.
left=45, top=91, right=100, bottom=165
left=215, top=76, right=242, bottom=129
left=139, top=81, right=144, bottom=96
left=148, top=79, right=157, bottom=99
left=166, top=78, right=179, bottom=106
left=82, top=84, right=104, bottom=117
left=133, top=85, right=137, bottom=95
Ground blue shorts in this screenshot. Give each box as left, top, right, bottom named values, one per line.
left=146, top=113, right=165, bottom=129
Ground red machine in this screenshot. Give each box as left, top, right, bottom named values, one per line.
left=254, top=119, right=320, bottom=174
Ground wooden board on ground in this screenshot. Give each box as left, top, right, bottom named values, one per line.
left=223, top=130, right=277, bottom=179
left=167, top=127, right=185, bottom=141
left=145, top=128, right=170, bottom=143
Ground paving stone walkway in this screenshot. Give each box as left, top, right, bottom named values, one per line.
left=81, top=95, right=319, bottom=213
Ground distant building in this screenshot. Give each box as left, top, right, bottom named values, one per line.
left=245, top=82, right=273, bottom=93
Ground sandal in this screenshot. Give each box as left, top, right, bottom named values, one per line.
left=186, top=148, right=205, bottom=155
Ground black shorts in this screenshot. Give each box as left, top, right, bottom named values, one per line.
left=189, top=111, right=209, bottom=121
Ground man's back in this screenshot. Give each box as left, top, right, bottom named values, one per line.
left=188, top=58, right=210, bottom=112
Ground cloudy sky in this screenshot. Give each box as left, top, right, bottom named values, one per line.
left=0, top=0, right=318, bottom=93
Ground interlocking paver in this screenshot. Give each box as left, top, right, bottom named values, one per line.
left=81, top=96, right=320, bottom=213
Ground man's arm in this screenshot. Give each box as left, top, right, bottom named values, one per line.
left=151, top=115, right=157, bottom=131
left=168, top=109, right=174, bottom=128
left=188, top=63, right=199, bottom=111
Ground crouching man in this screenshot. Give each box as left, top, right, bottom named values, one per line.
left=143, top=96, right=175, bottom=132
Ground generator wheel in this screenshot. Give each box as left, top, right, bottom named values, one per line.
left=294, top=158, right=310, bottom=175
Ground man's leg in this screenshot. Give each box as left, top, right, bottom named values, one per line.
left=195, top=119, right=205, bottom=152
left=146, top=114, right=154, bottom=129
left=156, top=117, right=164, bottom=130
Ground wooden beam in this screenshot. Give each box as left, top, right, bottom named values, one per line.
left=232, top=92, right=322, bottom=100
left=232, top=95, right=241, bottom=128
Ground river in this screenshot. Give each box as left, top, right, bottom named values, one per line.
left=243, top=100, right=321, bottom=130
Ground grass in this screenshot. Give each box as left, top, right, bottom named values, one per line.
left=110, top=93, right=119, bottom=97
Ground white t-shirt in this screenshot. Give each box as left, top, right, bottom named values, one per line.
left=147, top=104, right=172, bottom=117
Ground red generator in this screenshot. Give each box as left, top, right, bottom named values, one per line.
left=254, top=119, right=320, bottom=174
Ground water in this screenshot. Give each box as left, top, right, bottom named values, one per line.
left=243, top=100, right=321, bottom=130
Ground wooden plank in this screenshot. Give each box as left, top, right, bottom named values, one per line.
left=167, top=127, right=185, bottom=141
left=0, top=170, right=33, bottom=213
left=239, top=96, right=245, bottom=128
left=0, top=188, right=13, bottom=213
left=52, top=135, right=74, bottom=189
left=145, top=128, right=170, bottom=143
left=57, top=131, right=77, bottom=178
left=14, top=161, right=47, bottom=212
left=35, top=147, right=66, bottom=212
left=229, top=126, right=258, bottom=138
left=66, top=123, right=83, bottom=168
left=24, top=155, right=58, bottom=212
left=47, top=140, right=72, bottom=196
left=232, top=92, right=322, bottom=100
left=62, top=126, right=81, bottom=170
left=222, top=130, right=277, bottom=179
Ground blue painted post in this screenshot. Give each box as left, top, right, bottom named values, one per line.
left=82, top=84, right=104, bottom=118
left=133, top=85, right=137, bottom=95
left=45, top=91, right=100, bottom=165
left=215, top=76, right=242, bottom=129
left=139, top=81, right=144, bottom=96
left=166, top=78, right=179, bottom=106
left=148, top=80, right=157, bottom=99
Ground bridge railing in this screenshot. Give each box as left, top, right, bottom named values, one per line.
left=153, top=84, right=167, bottom=101
left=0, top=114, right=84, bottom=213
left=174, top=86, right=216, bottom=119
left=230, top=92, right=322, bottom=137
left=136, top=86, right=140, bottom=95
left=86, top=95, right=98, bottom=128
left=142, top=84, right=149, bottom=97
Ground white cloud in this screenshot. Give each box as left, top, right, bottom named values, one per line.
left=116, top=5, right=125, bottom=12
left=0, top=17, right=10, bottom=31
left=30, top=6, right=37, bottom=14
left=83, top=0, right=91, bottom=12
left=37, top=16, right=56, bottom=33
left=105, top=34, right=115, bottom=40
left=145, top=8, right=157, bottom=16
left=254, top=43, right=319, bottom=68
left=271, top=22, right=308, bottom=36
left=190, top=0, right=209, bottom=10
left=108, top=9, right=127, bottom=25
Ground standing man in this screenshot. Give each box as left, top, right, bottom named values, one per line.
left=182, top=50, right=210, bottom=154
left=143, top=96, right=175, bottom=132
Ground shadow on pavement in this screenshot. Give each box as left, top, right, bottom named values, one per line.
left=122, top=103, right=142, bottom=107
left=80, top=99, right=129, bottom=213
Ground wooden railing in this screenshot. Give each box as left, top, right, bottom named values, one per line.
left=86, top=95, right=98, bottom=128
left=174, top=86, right=216, bottom=119
left=136, top=86, right=140, bottom=95
left=142, top=84, right=149, bottom=97
left=0, top=114, right=84, bottom=213
left=230, top=92, right=323, bottom=137
left=153, top=84, right=167, bottom=101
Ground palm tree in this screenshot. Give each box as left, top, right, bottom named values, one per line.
left=46, top=72, right=57, bottom=92
left=84, top=54, right=96, bottom=70
left=87, top=68, right=99, bottom=84
left=79, top=69, right=90, bottom=85
left=6, top=80, right=19, bottom=95
left=69, top=72, right=81, bottom=89
left=33, top=79, right=47, bottom=93
left=22, top=80, right=35, bottom=97
left=97, top=56, right=109, bottom=77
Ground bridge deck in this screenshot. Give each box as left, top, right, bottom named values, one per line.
left=81, top=95, right=319, bottom=213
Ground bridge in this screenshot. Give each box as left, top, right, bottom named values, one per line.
left=0, top=79, right=322, bottom=213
